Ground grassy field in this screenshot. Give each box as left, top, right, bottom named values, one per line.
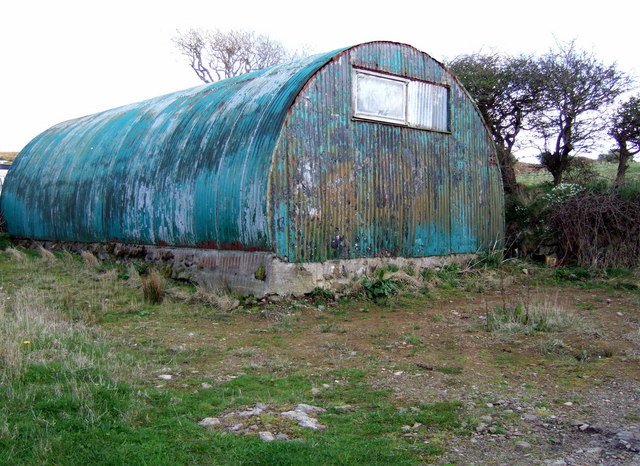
left=1, top=248, right=639, bottom=464
left=516, top=160, right=640, bottom=188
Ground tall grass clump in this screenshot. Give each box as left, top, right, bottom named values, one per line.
left=142, top=269, right=165, bottom=304
left=37, top=245, right=57, bottom=263
left=487, top=300, right=592, bottom=335
left=0, top=288, right=105, bottom=380
left=81, top=250, right=100, bottom=269
left=6, top=247, right=26, bottom=262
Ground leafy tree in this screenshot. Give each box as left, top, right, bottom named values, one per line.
left=173, top=29, right=292, bottom=83
left=532, top=42, right=631, bottom=185
left=610, top=96, right=640, bottom=186
left=448, top=53, right=543, bottom=194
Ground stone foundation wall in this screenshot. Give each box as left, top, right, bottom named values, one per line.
left=16, top=240, right=475, bottom=297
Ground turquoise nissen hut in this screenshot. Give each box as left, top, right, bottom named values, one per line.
left=1, top=42, right=504, bottom=295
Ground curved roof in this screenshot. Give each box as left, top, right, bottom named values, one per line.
left=1, top=48, right=346, bottom=248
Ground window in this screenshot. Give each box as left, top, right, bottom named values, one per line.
left=353, top=68, right=449, bottom=132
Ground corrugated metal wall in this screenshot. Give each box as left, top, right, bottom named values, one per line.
left=2, top=42, right=502, bottom=264
left=271, top=42, right=503, bottom=262
left=1, top=50, right=343, bottom=250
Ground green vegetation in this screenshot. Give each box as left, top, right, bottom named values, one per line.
left=510, top=161, right=640, bottom=268
left=0, top=250, right=474, bottom=465
left=0, top=246, right=638, bottom=464
left=254, top=265, right=266, bottom=281
left=486, top=301, right=593, bottom=334
left=517, top=160, right=640, bottom=188
left=359, top=276, right=399, bottom=302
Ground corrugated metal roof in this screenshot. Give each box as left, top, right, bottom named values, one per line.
left=1, top=42, right=504, bottom=261
left=1, top=48, right=346, bottom=248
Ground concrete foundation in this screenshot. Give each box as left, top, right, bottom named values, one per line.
left=19, top=240, right=475, bottom=297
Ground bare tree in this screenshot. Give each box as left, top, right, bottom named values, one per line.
left=448, top=53, right=544, bottom=194
left=610, top=95, right=640, bottom=186
left=173, top=29, right=292, bottom=83
left=532, top=42, right=631, bottom=185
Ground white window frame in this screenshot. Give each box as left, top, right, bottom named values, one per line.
left=352, top=67, right=450, bottom=133
left=353, top=69, right=409, bottom=125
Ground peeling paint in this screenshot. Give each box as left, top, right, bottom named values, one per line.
left=1, top=42, right=503, bottom=264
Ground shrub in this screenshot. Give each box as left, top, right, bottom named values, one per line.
left=562, top=158, right=603, bottom=187
left=547, top=191, right=640, bottom=268
left=307, top=287, right=334, bottom=304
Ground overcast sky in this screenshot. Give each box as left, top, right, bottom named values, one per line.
left=2, top=0, right=638, bottom=157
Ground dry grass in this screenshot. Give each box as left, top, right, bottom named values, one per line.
left=167, top=285, right=240, bottom=311
left=126, top=265, right=142, bottom=287
left=60, top=250, right=76, bottom=265
left=0, top=288, right=87, bottom=379
left=6, top=247, right=26, bottom=262
left=142, top=270, right=165, bottom=304
left=487, top=299, right=595, bottom=335
left=191, top=287, right=239, bottom=311
left=37, top=245, right=57, bottom=263
left=624, top=328, right=640, bottom=345
left=81, top=250, right=100, bottom=268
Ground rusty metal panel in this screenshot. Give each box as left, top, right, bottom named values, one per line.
left=272, top=42, right=503, bottom=262
left=0, top=49, right=345, bottom=250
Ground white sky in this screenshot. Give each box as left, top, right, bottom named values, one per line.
left=2, top=0, right=638, bottom=157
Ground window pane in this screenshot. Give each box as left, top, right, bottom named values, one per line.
left=408, top=81, right=448, bottom=131
left=355, top=73, right=407, bottom=122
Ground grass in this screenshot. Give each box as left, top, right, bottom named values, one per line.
left=516, top=160, right=640, bottom=188
left=486, top=300, right=594, bottom=334
left=0, top=247, right=637, bottom=464
left=0, top=250, right=470, bottom=465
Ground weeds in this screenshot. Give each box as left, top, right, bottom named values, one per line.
left=360, top=276, right=399, bottom=302
left=308, top=287, right=335, bottom=304
left=405, top=334, right=422, bottom=345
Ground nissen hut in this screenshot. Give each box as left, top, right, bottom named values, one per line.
left=1, top=42, right=504, bottom=296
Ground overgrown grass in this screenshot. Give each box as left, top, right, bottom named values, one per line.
left=0, top=250, right=470, bottom=465
left=486, top=300, right=594, bottom=334
left=0, top=246, right=636, bottom=464
left=517, top=160, right=640, bottom=188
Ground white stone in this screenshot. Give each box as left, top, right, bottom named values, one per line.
left=295, top=404, right=326, bottom=414
left=237, top=403, right=267, bottom=417
left=198, top=417, right=221, bottom=427
left=158, top=374, right=172, bottom=380
left=281, top=409, right=326, bottom=430
left=259, top=431, right=275, bottom=442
